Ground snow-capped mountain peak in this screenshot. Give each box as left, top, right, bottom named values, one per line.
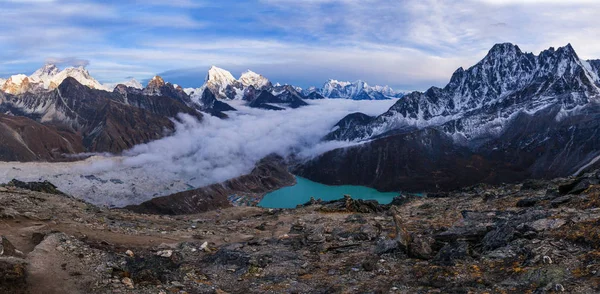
left=29, top=63, right=60, bottom=88
left=239, top=70, right=271, bottom=89
left=317, top=79, right=400, bottom=100
left=48, top=66, right=107, bottom=91
left=148, top=75, right=166, bottom=87
left=330, top=42, right=600, bottom=142
left=206, top=66, right=237, bottom=85
left=103, top=78, right=143, bottom=91
left=1, top=74, right=31, bottom=94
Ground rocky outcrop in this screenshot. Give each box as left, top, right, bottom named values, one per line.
left=142, top=76, right=191, bottom=104
left=126, top=155, right=295, bottom=215
left=195, top=88, right=236, bottom=118
left=248, top=90, right=308, bottom=110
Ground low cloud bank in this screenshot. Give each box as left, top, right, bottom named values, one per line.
left=0, top=99, right=396, bottom=206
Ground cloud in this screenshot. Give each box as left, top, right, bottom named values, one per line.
left=0, top=99, right=397, bottom=207
left=1, top=0, right=600, bottom=90
left=46, top=57, right=90, bottom=68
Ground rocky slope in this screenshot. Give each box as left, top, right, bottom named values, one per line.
left=0, top=114, right=84, bottom=161
left=299, top=43, right=600, bottom=192
left=2, top=171, right=600, bottom=293
left=0, top=77, right=202, bottom=159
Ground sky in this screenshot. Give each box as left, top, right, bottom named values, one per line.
left=1, top=0, right=600, bottom=91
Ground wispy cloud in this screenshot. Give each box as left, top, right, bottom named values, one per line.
left=0, top=0, right=599, bottom=90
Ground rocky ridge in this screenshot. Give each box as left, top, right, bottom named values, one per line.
left=299, top=43, right=600, bottom=192
left=2, top=169, right=600, bottom=293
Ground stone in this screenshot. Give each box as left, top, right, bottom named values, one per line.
left=391, top=207, right=411, bottom=251
left=520, top=266, right=566, bottom=286
left=433, top=241, right=470, bottom=266
left=408, top=235, right=434, bottom=259
left=121, top=277, right=134, bottom=289
left=389, top=195, right=417, bottom=206
left=558, top=178, right=599, bottom=195
left=0, top=207, right=19, bottom=219
left=528, top=219, right=566, bottom=232
left=516, top=197, right=540, bottom=208
left=5, top=179, right=65, bottom=195
left=375, top=239, right=399, bottom=255
left=482, top=225, right=515, bottom=251
left=125, top=250, right=134, bottom=257
left=31, top=232, right=46, bottom=246
left=0, top=256, right=27, bottom=284
left=550, top=195, right=573, bottom=208
left=0, top=236, right=21, bottom=257
left=156, top=250, right=173, bottom=258
left=200, top=242, right=210, bottom=252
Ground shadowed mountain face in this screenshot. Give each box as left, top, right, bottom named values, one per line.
left=0, top=77, right=202, bottom=160
left=296, top=43, right=600, bottom=192
left=0, top=114, right=85, bottom=162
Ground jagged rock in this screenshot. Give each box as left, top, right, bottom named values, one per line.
left=375, top=239, right=399, bottom=255
left=559, top=178, right=599, bottom=195
left=516, top=197, right=541, bottom=207
left=519, top=266, right=567, bottom=289
left=391, top=207, right=411, bottom=251
left=319, top=195, right=384, bottom=213
left=408, top=234, right=434, bottom=259
left=550, top=195, right=573, bottom=207
left=482, top=224, right=515, bottom=251
left=0, top=236, right=22, bottom=257
left=4, top=179, right=64, bottom=195
left=389, top=194, right=418, bottom=206
left=521, top=179, right=551, bottom=191
left=527, top=218, right=566, bottom=232
left=305, top=226, right=326, bottom=244
left=433, top=241, right=471, bottom=266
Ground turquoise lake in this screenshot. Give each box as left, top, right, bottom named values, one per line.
left=258, top=176, right=400, bottom=208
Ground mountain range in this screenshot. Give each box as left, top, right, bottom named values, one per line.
left=0, top=62, right=402, bottom=161
left=297, top=43, right=600, bottom=192
left=4, top=43, right=600, bottom=196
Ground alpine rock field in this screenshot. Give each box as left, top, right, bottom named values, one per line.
left=2, top=1, right=600, bottom=293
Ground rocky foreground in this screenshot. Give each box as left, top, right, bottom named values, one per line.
left=1, top=172, right=600, bottom=293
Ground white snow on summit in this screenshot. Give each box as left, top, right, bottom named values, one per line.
left=318, top=79, right=402, bottom=100
left=104, top=78, right=143, bottom=90
left=239, top=70, right=271, bottom=89
left=1, top=74, right=31, bottom=94
left=29, top=64, right=60, bottom=88
left=50, top=66, right=108, bottom=91
left=1, top=64, right=110, bottom=94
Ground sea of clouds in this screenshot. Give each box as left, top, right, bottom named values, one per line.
left=0, top=99, right=396, bottom=206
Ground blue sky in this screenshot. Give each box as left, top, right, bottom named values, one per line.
left=0, top=0, right=599, bottom=91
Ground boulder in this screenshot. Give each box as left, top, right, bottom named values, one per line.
left=0, top=257, right=27, bottom=290
left=433, top=241, right=471, bottom=266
